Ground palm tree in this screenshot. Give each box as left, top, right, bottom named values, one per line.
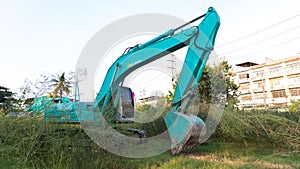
left=51, top=72, right=71, bottom=103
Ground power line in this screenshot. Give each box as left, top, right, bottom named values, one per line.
left=240, top=36, right=300, bottom=58
left=139, top=74, right=171, bottom=89
left=227, top=36, right=300, bottom=61
left=220, top=25, right=300, bottom=55
left=217, top=13, right=300, bottom=47
left=131, top=73, right=166, bottom=86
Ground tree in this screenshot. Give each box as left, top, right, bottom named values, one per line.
left=0, top=86, right=16, bottom=112
left=166, top=60, right=239, bottom=113
left=19, top=71, right=74, bottom=102
left=198, top=67, right=212, bottom=100
left=220, top=60, right=239, bottom=106
left=166, top=78, right=177, bottom=106
left=197, top=67, right=212, bottom=114
left=51, top=72, right=72, bottom=103
left=198, top=60, right=239, bottom=110
left=19, top=73, right=56, bottom=99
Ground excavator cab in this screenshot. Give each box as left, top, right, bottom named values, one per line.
left=115, top=86, right=135, bottom=122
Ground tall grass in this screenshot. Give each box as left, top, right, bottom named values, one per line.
left=0, top=117, right=168, bottom=169
left=214, top=110, right=300, bottom=151
left=0, top=109, right=299, bottom=168
left=0, top=117, right=94, bottom=168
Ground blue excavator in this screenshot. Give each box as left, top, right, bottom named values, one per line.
left=93, top=7, right=220, bottom=155
left=32, top=7, right=220, bottom=155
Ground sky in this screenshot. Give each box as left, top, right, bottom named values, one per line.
left=0, top=0, right=299, bottom=98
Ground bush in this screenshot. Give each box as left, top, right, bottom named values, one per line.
left=288, top=99, right=300, bottom=113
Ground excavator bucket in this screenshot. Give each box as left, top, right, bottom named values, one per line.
left=164, top=111, right=206, bottom=155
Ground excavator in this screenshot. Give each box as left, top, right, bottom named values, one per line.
left=35, top=6, right=220, bottom=155
left=93, top=7, right=220, bottom=155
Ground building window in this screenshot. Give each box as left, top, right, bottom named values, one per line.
left=290, top=88, right=300, bottom=96
left=254, top=81, right=264, bottom=88
left=272, top=90, right=286, bottom=98
left=240, top=83, right=250, bottom=90
left=253, top=70, right=264, bottom=78
left=241, top=95, right=251, bottom=101
left=287, top=62, right=300, bottom=70
left=289, top=76, right=300, bottom=83
left=270, top=78, right=282, bottom=87
left=269, top=66, right=282, bottom=74
left=239, top=73, right=249, bottom=79
left=253, top=93, right=264, bottom=100
left=271, top=103, right=287, bottom=108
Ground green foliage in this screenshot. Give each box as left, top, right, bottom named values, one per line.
left=197, top=60, right=239, bottom=112
left=0, top=108, right=5, bottom=117
left=0, top=86, right=17, bottom=112
left=166, top=59, right=239, bottom=111
left=136, top=104, right=151, bottom=112
left=198, top=68, right=211, bottom=101
left=288, top=99, right=300, bottom=113
left=100, top=99, right=117, bottom=124
left=212, top=60, right=239, bottom=107
left=165, top=79, right=177, bottom=106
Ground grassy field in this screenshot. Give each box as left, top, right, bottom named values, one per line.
left=0, top=110, right=299, bottom=169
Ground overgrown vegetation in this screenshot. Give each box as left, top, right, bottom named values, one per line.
left=1, top=61, right=300, bottom=168
left=215, top=110, right=300, bottom=151
left=1, top=109, right=299, bottom=168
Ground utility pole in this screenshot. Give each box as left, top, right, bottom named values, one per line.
left=167, top=54, right=176, bottom=81
left=262, top=84, right=267, bottom=111
left=261, top=73, right=267, bottom=111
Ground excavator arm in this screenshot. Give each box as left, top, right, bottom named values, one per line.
left=94, top=7, right=220, bottom=155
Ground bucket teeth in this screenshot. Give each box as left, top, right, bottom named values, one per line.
left=171, top=126, right=201, bottom=155
left=165, top=111, right=206, bottom=155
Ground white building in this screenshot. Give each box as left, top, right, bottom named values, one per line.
left=138, top=95, right=162, bottom=106
left=233, top=56, right=300, bottom=110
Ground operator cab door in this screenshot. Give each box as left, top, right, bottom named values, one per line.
left=116, top=86, right=135, bottom=122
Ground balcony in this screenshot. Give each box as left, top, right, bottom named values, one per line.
left=238, top=78, right=250, bottom=84
left=290, top=95, right=300, bottom=100
left=270, top=85, right=285, bottom=90
left=240, top=89, right=250, bottom=94
left=238, top=99, right=252, bottom=104
left=251, top=76, right=263, bottom=81
left=268, top=71, right=284, bottom=78
left=252, top=99, right=264, bottom=104
left=253, top=88, right=264, bottom=92
left=271, top=98, right=287, bottom=104
left=288, top=83, right=300, bottom=88
left=287, top=69, right=300, bottom=75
